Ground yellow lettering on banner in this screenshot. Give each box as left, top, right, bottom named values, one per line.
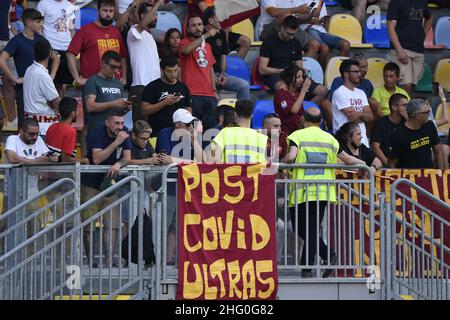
left=203, top=216, right=218, bottom=251
left=184, top=214, right=202, bottom=252
left=443, top=170, right=450, bottom=204
left=242, top=260, right=256, bottom=299
left=424, top=170, right=443, bottom=201
left=201, top=168, right=220, bottom=204
left=182, top=164, right=200, bottom=202
left=250, top=214, right=270, bottom=251
left=183, top=261, right=203, bottom=299
left=223, top=166, right=244, bottom=204
left=217, top=211, right=234, bottom=250
left=354, top=240, right=380, bottom=277
left=247, top=164, right=265, bottom=201
left=237, top=218, right=247, bottom=249
left=255, top=260, right=275, bottom=299
left=403, top=169, right=422, bottom=202
left=384, top=169, right=401, bottom=204
left=202, top=263, right=217, bottom=300
left=227, top=260, right=242, bottom=299
left=209, top=259, right=226, bottom=299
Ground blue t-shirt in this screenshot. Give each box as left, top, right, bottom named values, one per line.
left=83, top=125, right=132, bottom=190
left=329, top=77, right=374, bottom=101
left=4, top=33, right=47, bottom=77
left=0, top=2, right=10, bottom=41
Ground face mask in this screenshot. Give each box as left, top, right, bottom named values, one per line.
left=147, top=20, right=157, bottom=29
left=99, top=17, right=113, bottom=26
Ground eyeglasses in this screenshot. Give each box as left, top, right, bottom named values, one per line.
left=106, top=62, right=121, bottom=71
left=136, top=134, right=150, bottom=141
left=23, top=130, right=39, bottom=137
left=415, top=110, right=431, bottom=115
left=348, top=70, right=362, bottom=74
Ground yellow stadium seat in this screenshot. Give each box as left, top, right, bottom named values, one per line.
left=436, top=102, right=450, bottom=134
left=366, top=57, right=389, bottom=89
left=0, top=192, right=3, bottom=215
left=150, top=137, right=157, bottom=149
left=434, top=59, right=450, bottom=92
left=329, top=14, right=373, bottom=48
left=231, top=19, right=260, bottom=45
left=324, top=56, right=349, bottom=89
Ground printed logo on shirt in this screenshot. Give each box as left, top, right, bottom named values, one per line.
left=23, top=149, right=38, bottom=158
left=196, top=47, right=209, bottom=68
left=159, top=91, right=183, bottom=101
left=350, top=98, right=363, bottom=112
left=101, top=87, right=122, bottom=94
left=97, top=39, right=120, bottom=63
left=410, top=136, right=430, bottom=150
left=53, top=9, right=69, bottom=33
left=281, top=101, right=288, bottom=110
left=409, top=8, right=424, bottom=21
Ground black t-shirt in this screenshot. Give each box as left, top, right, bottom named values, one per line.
left=206, top=30, right=229, bottom=73
left=387, top=0, right=431, bottom=53
left=340, top=142, right=376, bottom=167
left=131, top=141, right=155, bottom=159
left=371, top=116, right=404, bottom=157
left=140, top=79, right=191, bottom=137
left=259, top=34, right=303, bottom=69
left=389, top=121, right=439, bottom=168
left=0, top=1, right=9, bottom=41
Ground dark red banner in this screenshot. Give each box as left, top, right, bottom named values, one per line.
left=176, top=163, right=277, bottom=300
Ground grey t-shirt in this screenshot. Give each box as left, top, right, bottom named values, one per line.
left=84, top=74, right=124, bottom=128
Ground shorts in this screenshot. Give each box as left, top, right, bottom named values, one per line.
left=52, top=51, right=74, bottom=85
left=307, top=28, right=343, bottom=50
left=259, top=20, right=316, bottom=49
left=80, top=185, right=120, bottom=230
left=389, top=49, right=424, bottom=86
left=227, top=31, right=241, bottom=52
left=263, top=74, right=320, bottom=94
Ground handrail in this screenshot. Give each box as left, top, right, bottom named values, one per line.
left=0, top=175, right=143, bottom=264
left=0, top=178, right=76, bottom=222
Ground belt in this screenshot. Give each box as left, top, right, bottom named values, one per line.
left=25, top=113, right=59, bottom=123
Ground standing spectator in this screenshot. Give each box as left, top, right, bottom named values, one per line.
left=179, top=15, right=218, bottom=130
left=36, top=0, right=76, bottom=97
left=203, top=7, right=250, bottom=100
left=369, top=62, right=410, bottom=118
left=283, top=107, right=364, bottom=278
left=332, top=59, right=373, bottom=147
left=329, top=52, right=374, bottom=101
left=23, top=39, right=61, bottom=137
left=0, top=8, right=55, bottom=129
left=82, top=110, right=132, bottom=267
left=84, top=51, right=131, bottom=132
left=300, top=0, right=350, bottom=69
left=257, top=0, right=320, bottom=58
left=46, top=97, right=89, bottom=163
left=160, top=28, right=182, bottom=59
left=387, top=0, right=432, bottom=96
left=388, top=99, right=444, bottom=169
left=127, top=1, right=161, bottom=123
left=1, top=1, right=14, bottom=131
left=370, top=93, right=408, bottom=167
left=274, top=64, right=311, bottom=135
left=140, top=55, right=191, bottom=138
left=66, top=0, right=128, bottom=87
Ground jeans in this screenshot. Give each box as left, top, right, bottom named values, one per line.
left=217, top=75, right=250, bottom=100
left=190, top=95, right=218, bottom=130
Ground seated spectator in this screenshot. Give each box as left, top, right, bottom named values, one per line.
left=369, top=62, right=410, bottom=118
left=257, top=0, right=320, bottom=58
left=46, top=97, right=89, bottom=164
left=140, top=55, right=191, bottom=138
left=23, top=38, right=61, bottom=137
left=388, top=99, right=444, bottom=169
left=179, top=15, right=219, bottom=130
left=160, top=28, right=182, bottom=59
left=338, top=0, right=390, bottom=25
left=332, top=59, right=374, bottom=147
left=370, top=93, right=408, bottom=167
left=128, top=120, right=160, bottom=165
left=203, top=7, right=251, bottom=101
left=300, top=1, right=350, bottom=69
left=274, top=64, right=311, bottom=135
left=336, top=122, right=382, bottom=174
left=81, top=109, right=132, bottom=267
left=127, top=2, right=161, bottom=123
left=329, top=52, right=374, bottom=101
left=84, top=51, right=131, bottom=132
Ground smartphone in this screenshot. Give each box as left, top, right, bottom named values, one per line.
left=128, top=95, right=137, bottom=102
left=432, top=82, right=440, bottom=96
left=309, top=1, right=317, bottom=7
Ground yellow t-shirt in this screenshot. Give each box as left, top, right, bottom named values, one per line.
left=371, top=86, right=410, bottom=116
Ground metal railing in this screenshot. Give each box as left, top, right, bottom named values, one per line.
left=387, top=178, right=450, bottom=300
left=0, top=175, right=145, bottom=300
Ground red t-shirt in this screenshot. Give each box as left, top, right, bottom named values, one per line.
left=179, top=38, right=216, bottom=97
left=274, top=89, right=304, bottom=135
left=67, top=22, right=127, bottom=79
left=9, top=0, right=26, bottom=23
left=46, top=122, right=77, bottom=159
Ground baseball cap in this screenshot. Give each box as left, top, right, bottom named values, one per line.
left=217, top=98, right=237, bottom=108
left=172, top=109, right=196, bottom=124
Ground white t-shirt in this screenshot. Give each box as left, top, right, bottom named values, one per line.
left=332, top=85, right=370, bottom=147
left=127, top=25, right=161, bottom=87
left=298, top=0, right=327, bottom=33
left=24, top=62, right=59, bottom=135
left=257, top=0, right=304, bottom=36
left=36, top=0, right=75, bottom=51
left=118, top=0, right=133, bottom=14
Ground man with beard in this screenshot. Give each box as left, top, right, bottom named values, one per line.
left=81, top=109, right=132, bottom=267
left=127, top=1, right=162, bottom=123
left=66, top=0, right=128, bottom=86
left=46, top=97, right=89, bottom=163
left=331, top=59, right=373, bottom=147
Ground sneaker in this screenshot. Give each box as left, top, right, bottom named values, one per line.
left=301, top=270, right=315, bottom=278
left=322, top=253, right=339, bottom=278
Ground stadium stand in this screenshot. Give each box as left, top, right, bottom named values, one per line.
left=155, top=11, right=182, bottom=33
left=363, top=14, right=390, bottom=49
left=324, top=56, right=349, bottom=89
left=366, top=57, right=389, bottom=89
left=424, top=26, right=447, bottom=49
left=301, top=57, right=324, bottom=85
left=435, top=16, right=450, bottom=48
left=252, top=99, right=274, bottom=129
left=415, top=63, right=434, bottom=93
left=328, top=14, right=373, bottom=48
left=434, top=58, right=450, bottom=92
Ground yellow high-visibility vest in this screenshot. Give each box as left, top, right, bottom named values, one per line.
left=287, top=126, right=339, bottom=206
